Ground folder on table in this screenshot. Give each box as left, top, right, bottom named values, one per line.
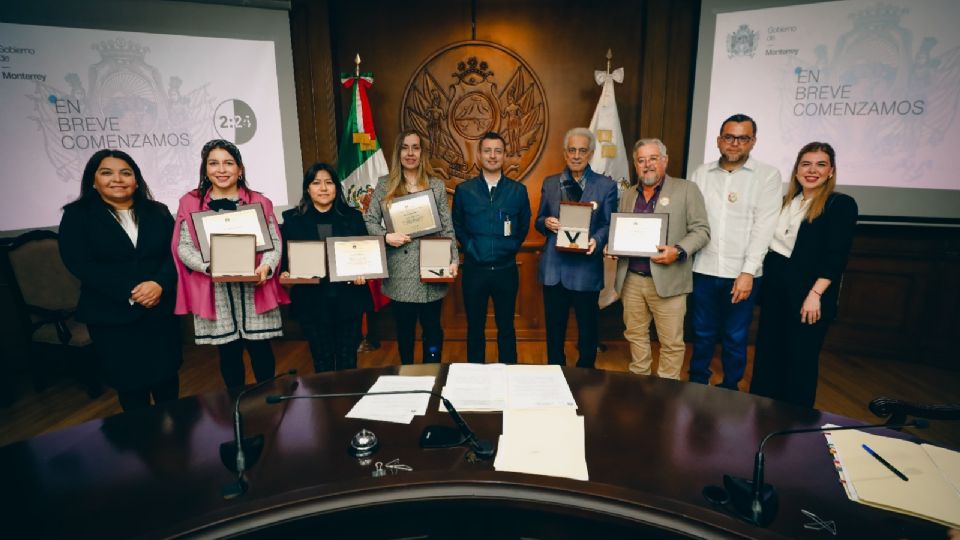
left=827, top=429, right=960, bottom=528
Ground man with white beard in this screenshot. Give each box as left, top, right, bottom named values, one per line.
left=609, top=138, right=710, bottom=379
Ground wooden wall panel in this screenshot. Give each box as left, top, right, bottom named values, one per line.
left=290, top=0, right=338, bottom=168
left=827, top=225, right=960, bottom=369
left=639, top=0, right=700, bottom=178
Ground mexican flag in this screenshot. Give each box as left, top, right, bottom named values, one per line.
left=338, top=70, right=391, bottom=312
left=337, top=72, right=389, bottom=212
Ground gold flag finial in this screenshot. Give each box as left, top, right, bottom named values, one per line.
left=606, top=49, right=612, bottom=74
left=355, top=53, right=361, bottom=77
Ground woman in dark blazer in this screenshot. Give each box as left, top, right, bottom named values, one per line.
left=59, top=149, right=181, bottom=411
left=750, top=142, right=858, bottom=408
left=281, top=163, right=372, bottom=372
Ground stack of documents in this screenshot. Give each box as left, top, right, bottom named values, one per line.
left=440, top=363, right=578, bottom=412
left=494, top=407, right=589, bottom=481
left=345, top=375, right=435, bottom=424
left=440, top=364, right=587, bottom=481
left=826, top=428, right=960, bottom=528
left=439, top=363, right=508, bottom=411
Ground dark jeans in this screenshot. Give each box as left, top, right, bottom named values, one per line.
left=217, top=339, right=276, bottom=388
left=116, top=376, right=180, bottom=412
left=462, top=263, right=519, bottom=363
left=542, top=284, right=599, bottom=368
left=391, top=299, right=444, bottom=364
left=301, top=315, right=362, bottom=373
left=688, top=273, right=760, bottom=389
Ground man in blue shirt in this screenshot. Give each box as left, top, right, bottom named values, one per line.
left=453, top=131, right=531, bottom=363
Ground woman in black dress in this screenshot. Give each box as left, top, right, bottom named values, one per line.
left=59, top=150, right=181, bottom=411
left=749, top=142, right=858, bottom=408
left=281, top=163, right=372, bottom=372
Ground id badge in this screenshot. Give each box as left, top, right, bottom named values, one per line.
left=503, top=215, right=512, bottom=237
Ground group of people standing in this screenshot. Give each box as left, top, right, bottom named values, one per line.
left=57, top=112, right=856, bottom=413
left=530, top=115, right=856, bottom=409
left=598, top=114, right=857, bottom=409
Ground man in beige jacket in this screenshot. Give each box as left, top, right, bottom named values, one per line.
left=609, top=138, right=710, bottom=379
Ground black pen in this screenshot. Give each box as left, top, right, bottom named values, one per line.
left=862, top=443, right=909, bottom=481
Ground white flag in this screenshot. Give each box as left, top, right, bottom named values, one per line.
left=588, top=67, right=630, bottom=191
left=589, top=67, right=629, bottom=309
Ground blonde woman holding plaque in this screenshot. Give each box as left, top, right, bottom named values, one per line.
left=364, top=130, right=457, bottom=365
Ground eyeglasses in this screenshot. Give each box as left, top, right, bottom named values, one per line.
left=720, top=134, right=754, bottom=144
left=566, top=147, right=591, bottom=156
left=635, top=156, right=662, bottom=166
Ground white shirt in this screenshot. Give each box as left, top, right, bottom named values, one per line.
left=691, top=157, right=782, bottom=278
left=769, top=195, right=808, bottom=257
left=115, top=208, right=139, bottom=246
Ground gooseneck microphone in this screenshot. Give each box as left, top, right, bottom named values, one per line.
left=220, top=369, right=298, bottom=500
left=266, top=389, right=496, bottom=460
left=720, top=418, right=928, bottom=526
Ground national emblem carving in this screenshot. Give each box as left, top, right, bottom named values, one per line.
left=401, top=41, right=548, bottom=189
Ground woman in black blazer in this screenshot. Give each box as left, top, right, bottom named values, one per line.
left=280, top=163, right=372, bottom=372
left=59, top=150, right=181, bottom=411
left=750, top=142, right=858, bottom=408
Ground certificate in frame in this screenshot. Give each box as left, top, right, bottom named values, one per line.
left=191, top=202, right=274, bottom=263
left=608, top=213, right=669, bottom=257
left=419, top=237, right=455, bottom=283
left=555, top=201, right=593, bottom=253
left=210, top=234, right=259, bottom=283
left=326, top=236, right=389, bottom=282
left=382, top=190, right=442, bottom=239
left=280, top=241, right=326, bottom=285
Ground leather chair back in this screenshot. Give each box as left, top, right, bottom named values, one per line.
left=7, top=230, right=90, bottom=346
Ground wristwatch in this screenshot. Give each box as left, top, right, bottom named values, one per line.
left=674, top=245, right=687, bottom=262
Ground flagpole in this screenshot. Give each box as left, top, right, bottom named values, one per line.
left=351, top=51, right=381, bottom=353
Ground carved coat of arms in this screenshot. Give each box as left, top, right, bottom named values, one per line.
left=401, top=41, right=548, bottom=189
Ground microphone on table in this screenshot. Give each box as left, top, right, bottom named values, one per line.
left=716, top=418, right=928, bottom=526
left=220, top=369, right=298, bottom=500
left=265, top=389, right=496, bottom=460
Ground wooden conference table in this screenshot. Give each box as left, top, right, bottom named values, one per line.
left=0, top=365, right=947, bottom=539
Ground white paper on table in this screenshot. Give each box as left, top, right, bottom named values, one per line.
left=501, top=405, right=579, bottom=434
left=506, top=364, right=578, bottom=410
left=440, top=385, right=507, bottom=412
left=446, top=362, right=508, bottom=387
left=345, top=375, right=435, bottom=424
left=440, top=363, right=508, bottom=412
left=612, top=216, right=661, bottom=253
left=346, top=410, right=416, bottom=424
left=494, top=408, right=588, bottom=481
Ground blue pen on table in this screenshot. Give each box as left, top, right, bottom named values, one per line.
left=862, top=443, right=909, bottom=481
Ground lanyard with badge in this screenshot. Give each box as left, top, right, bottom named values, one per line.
left=491, top=183, right=511, bottom=237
